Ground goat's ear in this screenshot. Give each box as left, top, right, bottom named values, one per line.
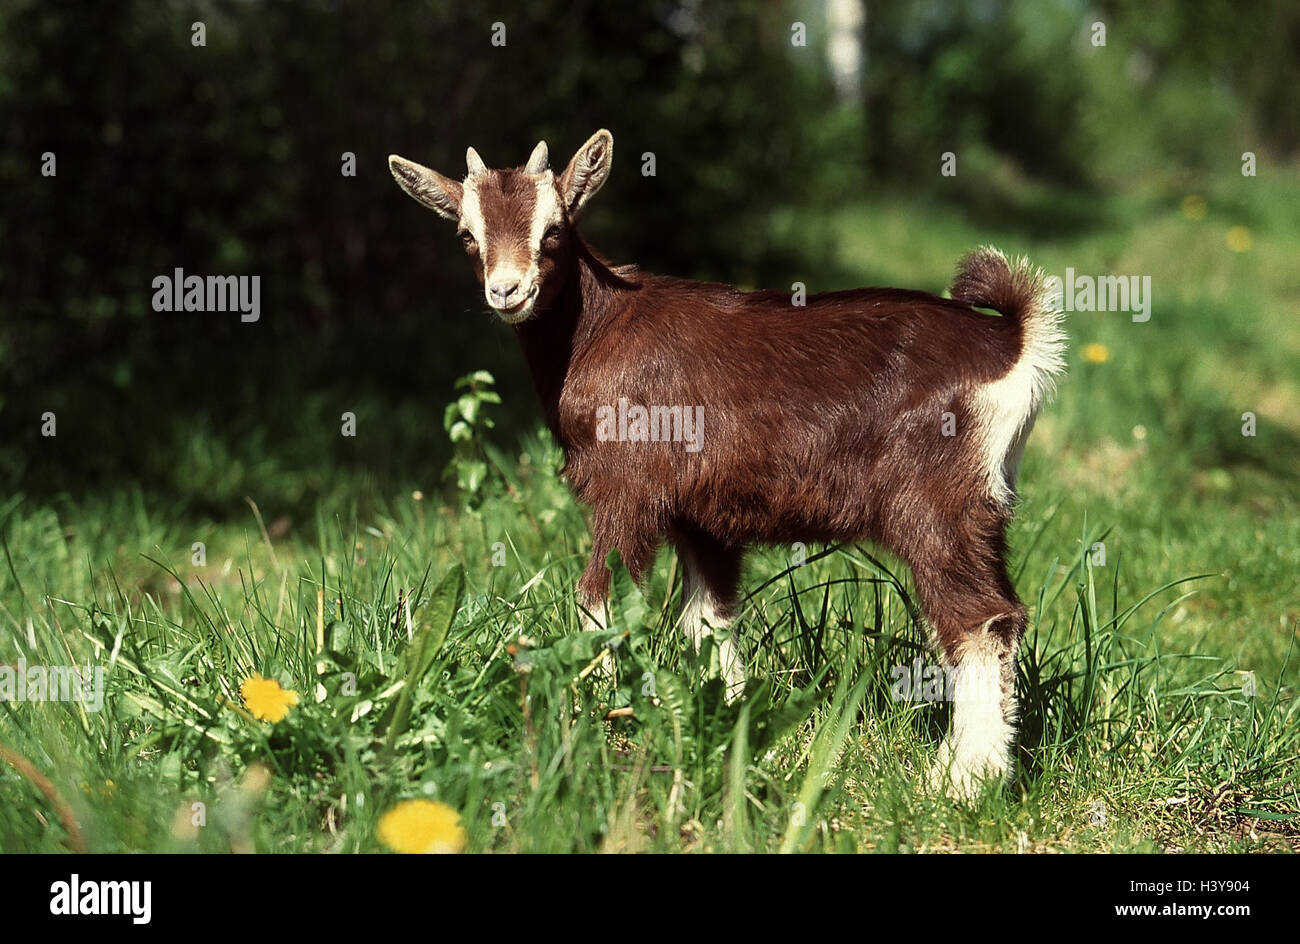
left=558, top=129, right=613, bottom=220
left=388, top=154, right=463, bottom=221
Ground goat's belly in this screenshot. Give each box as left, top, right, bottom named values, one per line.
left=677, top=465, right=883, bottom=546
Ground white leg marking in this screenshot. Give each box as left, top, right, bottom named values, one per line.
left=679, top=556, right=745, bottom=701
left=579, top=602, right=606, bottom=634
left=579, top=599, right=617, bottom=680
left=930, top=625, right=1016, bottom=800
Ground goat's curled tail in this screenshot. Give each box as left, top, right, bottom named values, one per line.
left=951, top=245, right=1067, bottom=400
left=951, top=246, right=1068, bottom=505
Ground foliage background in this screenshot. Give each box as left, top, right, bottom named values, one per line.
left=2, top=0, right=1296, bottom=508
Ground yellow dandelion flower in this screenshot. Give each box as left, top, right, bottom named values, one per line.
left=1225, top=226, right=1252, bottom=253
left=1081, top=342, right=1110, bottom=364
left=378, top=799, right=467, bottom=854
left=239, top=675, right=300, bottom=722
left=1180, top=194, right=1206, bottom=220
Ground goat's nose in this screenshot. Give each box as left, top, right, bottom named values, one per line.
left=489, top=280, right=519, bottom=304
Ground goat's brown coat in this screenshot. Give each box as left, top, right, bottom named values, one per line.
left=514, top=231, right=1031, bottom=659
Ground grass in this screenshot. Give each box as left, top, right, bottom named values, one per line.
left=2, top=168, right=1298, bottom=853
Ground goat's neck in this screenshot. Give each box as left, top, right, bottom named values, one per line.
left=514, top=240, right=628, bottom=435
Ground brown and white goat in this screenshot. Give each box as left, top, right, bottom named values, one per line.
left=389, top=130, right=1065, bottom=798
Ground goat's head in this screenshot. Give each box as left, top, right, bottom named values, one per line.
left=388, top=129, right=613, bottom=323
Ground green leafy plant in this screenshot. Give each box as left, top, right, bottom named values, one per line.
left=442, top=370, right=503, bottom=509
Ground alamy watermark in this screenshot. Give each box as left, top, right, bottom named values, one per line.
left=50, top=874, right=150, bottom=924
left=890, top=656, right=1001, bottom=703
left=1044, top=268, right=1151, bottom=322
left=0, top=659, right=105, bottom=711
left=151, top=267, right=260, bottom=322
left=892, top=657, right=957, bottom=702
left=595, top=397, right=704, bottom=453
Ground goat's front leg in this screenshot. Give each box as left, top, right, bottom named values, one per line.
left=576, top=509, right=660, bottom=634
left=676, top=530, right=745, bottom=701
left=575, top=513, right=659, bottom=685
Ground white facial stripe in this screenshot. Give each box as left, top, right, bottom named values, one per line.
left=459, top=177, right=486, bottom=246
left=529, top=174, right=563, bottom=262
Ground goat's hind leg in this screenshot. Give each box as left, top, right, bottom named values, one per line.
left=914, top=544, right=1027, bottom=800
left=675, top=530, right=746, bottom=701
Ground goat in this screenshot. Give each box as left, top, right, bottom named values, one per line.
left=388, top=130, right=1066, bottom=799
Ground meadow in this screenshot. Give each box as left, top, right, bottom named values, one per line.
left=1, top=166, right=1297, bottom=854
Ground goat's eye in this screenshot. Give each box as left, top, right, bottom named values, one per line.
left=543, top=225, right=563, bottom=247
left=458, top=230, right=477, bottom=251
